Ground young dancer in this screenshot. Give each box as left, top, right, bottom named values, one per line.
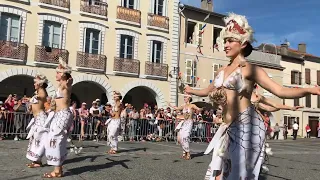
left=43, top=59, right=73, bottom=178
left=26, top=74, right=48, bottom=168
left=168, top=93, right=202, bottom=160
left=106, top=91, right=122, bottom=154
left=185, top=13, right=320, bottom=180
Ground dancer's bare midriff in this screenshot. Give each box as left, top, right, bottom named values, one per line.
left=221, top=89, right=253, bottom=125
left=31, top=101, right=45, bottom=117
left=112, top=110, right=120, bottom=119
left=55, top=88, right=70, bottom=111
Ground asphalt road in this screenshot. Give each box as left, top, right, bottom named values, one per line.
left=0, top=138, right=319, bottom=180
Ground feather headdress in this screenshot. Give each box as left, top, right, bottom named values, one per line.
left=113, top=91, right=122, bottom=97
left=215, top=13, right=255, bottom=52
left=56, top=57, right=72, bottom=74
left=34, top=73, right=48, bottom=86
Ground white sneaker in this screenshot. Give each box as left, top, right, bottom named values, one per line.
left=14, top=137, right=19, bottom=141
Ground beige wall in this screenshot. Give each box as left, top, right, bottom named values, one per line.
left=0, top=0, right=180, bottom=108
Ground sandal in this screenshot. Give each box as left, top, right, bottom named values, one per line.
left=107, top=149, right=117, bottom=154
left=42, top=171, right=63, bottom=178
left=26, top=162, right=43, bottom=168
left=184, top=153, right=191, bottom=160
left=180, top=151, right=186, bottom=159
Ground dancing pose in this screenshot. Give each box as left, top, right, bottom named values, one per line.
left=26, top=74, right=48, bottom=168
left=168, top=94, right=202, bottom=160
left=43, top=59, right=73, bottom=178
left=106, top=91, right=122, bottom=154
left=185, top=13, right=320, bottom=180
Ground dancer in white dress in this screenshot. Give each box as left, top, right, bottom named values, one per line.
left=26, top=74, right=49, bottom=168
left=168, top=93, right=202, bottom=160
left=185, top=13, right=320, bottom=180
left=43, top=59, right=73, bottom=178
left=106, top=91, right=122, bottom=154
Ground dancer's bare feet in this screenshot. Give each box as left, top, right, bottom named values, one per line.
left=26, top=162, right=43, bottom=168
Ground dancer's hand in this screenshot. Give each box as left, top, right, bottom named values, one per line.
left=184, top=85, right=193, bottom=94
left=291, top=106, right=304, bottom=111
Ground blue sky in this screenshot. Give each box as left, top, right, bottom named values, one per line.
left=181, top=0, right=320, bottom=56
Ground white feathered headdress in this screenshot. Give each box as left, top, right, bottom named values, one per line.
left=113, top=91, right=122, bottom=97
left=34, top=73, right=48, bottom=86
left=56, top=57, right=72, bottom=74
left=215, top=13, right=255, bottom=52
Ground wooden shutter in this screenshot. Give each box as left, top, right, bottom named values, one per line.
left=306, top=94, right=311, bottom=108
left=296, top=117, right=299, bottom=125
left=305, top=68, right=310, bottom=84
left=284, top=116, right=288, bottom=125
left=317, top=70, right=320, bottom=85
left=294, top=99, right=299, bottom=106
left=298, top=72, right=302, bottom=85
left=185, top=59, right=192, bottom=84
left=291, top=71, right=295, bottom=84
left=192, top=61, right=197, bottom=87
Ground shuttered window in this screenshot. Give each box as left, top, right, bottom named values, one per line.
left=305, top=68, right=310, bottom=84
left=185, top=59, right=197, bottom=87
left=213, top=64, right=223, bottom=79
left=291, top=71, right=301, bottom=85
left=306, top=94, right=311, bottom=108
left=294, top=99, right=299, bottom=106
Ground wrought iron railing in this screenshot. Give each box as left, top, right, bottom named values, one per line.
left=34, top=45, right=68, bottom=64
left=113, top=57, right=140, bottom=74
left=39, top=0, right=70, bottom=8
left=145, top=61, right=168, bottom=78
left=0, top=40, right=28, bottom=61
left=76, top=51, right=106, bottom=71
left=80, top=0, right=108, bottom=17
left=116, top=6, right=141, bottom=24
left=147, top=13, right=169, bottom=30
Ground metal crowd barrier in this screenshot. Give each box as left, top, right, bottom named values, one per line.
left=0, top=112, right=219, bottom=143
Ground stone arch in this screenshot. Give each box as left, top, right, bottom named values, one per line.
left=72, top=74, right=113, bottom=104
left=120, top=80, right=166, bottom=108
left=0, top=68, right=56, bottom=97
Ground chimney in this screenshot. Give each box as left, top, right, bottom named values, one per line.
left=298, top=43, right=306, bottom=54
left=201, top=0, right=213, bottom=11
left=280, top=43, right=288, bottom=55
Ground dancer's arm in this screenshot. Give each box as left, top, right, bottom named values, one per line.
left=252, top=65, right=320, bottom=98
left=167, top=102, right=184, bottom=111
left=191, top=104, right=202, bottom=112
left=259, top=95, right=304, bottom=111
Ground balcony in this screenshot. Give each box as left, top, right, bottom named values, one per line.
left=80, top=0, right=108, bottom=19
left=39, top=0, right=70, bottom=12
left=0, top=40, right=28, bottom=63
left=147, top=13, right=169, bottom=31
left=116, top=6, right=141, bottom=26
left=34, top=45, right=68, bottom=66
left=145, top=61, right=168, bottom=80
left=76, top=51, right=106, bottom=72
left=113, top=57, right=140, bottom=76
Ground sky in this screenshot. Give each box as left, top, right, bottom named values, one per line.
left=180, top=0, right=320, bottom=56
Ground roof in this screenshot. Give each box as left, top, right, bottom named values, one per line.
left=183, top=4, right=226, bottom=18
left=256, top=43, right=320, bottom=63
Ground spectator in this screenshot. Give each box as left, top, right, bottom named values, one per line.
left=44, top=97, right=52, bottom=112
left=292, top=121, right=299, bottom=140
left=283, top=124, right=288, bottom=140
left=128, top=107, right=139, bottom=141
left=305, top=124, right=311, bottom=138
left=0, top=101, right=6, bottom=140
left=78, top=102, right=89, bottom=140
left=90, top=101, right=101, bottom=138
left=273, top=123, right=280, bottom=140
left=13, top=97, right=27, bottom=141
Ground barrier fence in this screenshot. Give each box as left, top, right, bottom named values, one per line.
left=0, top=112, right=219, bottom=142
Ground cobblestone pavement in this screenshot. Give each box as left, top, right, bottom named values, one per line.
left=0, top=138, right=319, bottom=180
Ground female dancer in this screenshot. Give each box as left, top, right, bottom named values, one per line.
left=26, top=74, right=48, bottom=168
left=106, top=91, right=122, bottom=154
left=43, top=59, right=73, bottom=178
left=168, top=93, right=202, bottom=160
left=185, top=13, right=320, bottom=180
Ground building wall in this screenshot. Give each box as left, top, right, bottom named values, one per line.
left=0, top=0, right=180, bottom=108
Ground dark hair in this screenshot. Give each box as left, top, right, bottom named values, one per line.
left=62, top=73, right=72, bottom=81
left=41, top=83, right=48, bottom=89
left=189, top=97, right=193, bottom=102
left=118, top=96, right=122, bottom=100
left=242, top=42, right=253, bottom=57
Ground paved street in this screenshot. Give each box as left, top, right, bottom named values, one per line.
left=0, top=138, right=319, bottom=180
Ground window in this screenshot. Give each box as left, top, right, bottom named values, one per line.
left=287, top=117, right=298, bottom=130
left=305, top=68, right=310, bottom=84
left=213, top=27, right=222, bottom=47
left=150, top=40, right=163, bottom=63
left=42, top=21, right=61, bottom=49
left=185, top=59, right=197, bottom=87
left=121, top=0, right=134, bottom=9
left=197, top=23, right=204, bottom=45
left=294, top=99, right=299, bottom=106
left=88, top=0, right=101, bottom=5
left=0, top=13, right=20, bottom=42
left=153, top=0, right=164, bottom=16
left=306, top=94, right=311, bottom=108
left=291, top=70, right=301, bottom=85
left=120, top=35, right=133, bottom=59
left=186, top=21, right=196, bottom=44
left=85, top=28, right=100, bottom=54
left=213, top=64, right=223, bottom=79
